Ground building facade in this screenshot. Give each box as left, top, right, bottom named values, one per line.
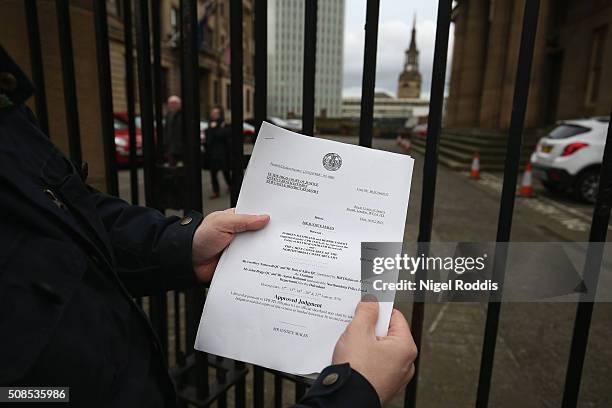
left=0, top=0, right=255, bottom=192
left=397, top=15, right=422, bottom=99
left=446, top=0, right=612, bottom=130
left=342, top=14, right=429, bottom=125
left=267, top=0, right=344, bottom=119
left=107, top=0, right=255, bottom=122
left=342, top=92, right=429, bottom=121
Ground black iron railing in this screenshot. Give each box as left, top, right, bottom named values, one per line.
left=405, top=1, right=452, bottom=406
left=17, top=0, right=612, bottom=407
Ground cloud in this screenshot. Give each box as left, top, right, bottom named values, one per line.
left=343, top=16, right=454, bottom=98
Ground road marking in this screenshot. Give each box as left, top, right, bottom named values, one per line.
left=465, top=172, right=611, bottom=233
left=428, top=302, right=449, bottom=334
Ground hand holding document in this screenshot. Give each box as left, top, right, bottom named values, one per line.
left=195, top=122, right=414, bottom=375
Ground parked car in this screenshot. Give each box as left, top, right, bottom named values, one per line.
left=115, top=116, right=252, bottom=164
left=284, top=118, right=303, bottom=132
left=113, top=112, right=143, bottom=166
left=200, top=120, right=255, bottom=141
left=263, top=116, right=303, bottom=131
left=245, top=117, right=306, bottom=133
left=530, top=117, right=609, bottom=203
left=411, top=124, right=427, bottom=139
left=265, top=116, right=290, bottom=129
left=243, top=122, right=255, bottom=136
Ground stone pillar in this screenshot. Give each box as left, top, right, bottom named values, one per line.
left=451, top=0, right=489, bottom=128
left=479, top=0, right=514, bottom=129
left=446, top=2, right=467, bottom=127
left=498, top=0, right=525, bottom=129
left=524, top=0, right=550, bottom=128
left=495, top=0, right=550, bottom=129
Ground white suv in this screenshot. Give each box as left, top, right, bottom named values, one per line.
left=530, top=117, right=609, bottom=203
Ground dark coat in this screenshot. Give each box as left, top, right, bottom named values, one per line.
left=204, top=123, right=230, bottom=170
left=163, top=111, right=183, bottom=157
left=0, top=46, right=380, bottom=408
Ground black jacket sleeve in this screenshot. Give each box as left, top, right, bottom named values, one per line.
left=89, top=189, right=203, bottom=297
left=292, top=364, right=381, bottom=408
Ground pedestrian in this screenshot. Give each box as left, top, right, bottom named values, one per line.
left=204, top=106, right=231, bottom=199
left=163, top=95, right=183, bottom=166
left=0, top=45, right=416, bottom=408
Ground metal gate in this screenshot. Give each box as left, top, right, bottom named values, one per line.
left=18, top=0, right=612, bottom=407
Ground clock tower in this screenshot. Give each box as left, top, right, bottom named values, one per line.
left=397, top=14, right=422, bottom=99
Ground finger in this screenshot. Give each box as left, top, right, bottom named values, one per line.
left=217, top=212, right=270, bottom=233
left=386, top=309, right=413, bottom=339
left=347, top=301, right=379, bottom=336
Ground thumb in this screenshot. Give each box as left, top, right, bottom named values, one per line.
left=347, top=301, right=379, bottom=336
left=217, top=211, right=270, bottom=233
left=386, top=309, right=412, bottom=339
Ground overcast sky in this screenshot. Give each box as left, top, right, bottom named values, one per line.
left=342, top=0, right=454, bottom=98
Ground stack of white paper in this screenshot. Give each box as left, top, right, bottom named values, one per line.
left=195, top=122, right=414, bottom=375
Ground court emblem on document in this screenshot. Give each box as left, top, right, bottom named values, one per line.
left=322, top=152, right=342, bottom=171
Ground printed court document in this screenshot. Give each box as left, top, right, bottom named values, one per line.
left=195, top=122, right=414, bottom=375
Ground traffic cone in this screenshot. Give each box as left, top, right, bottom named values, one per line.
left=519, top=163, right=535, bottom=197
left=470, top=152, right=480, bottom=179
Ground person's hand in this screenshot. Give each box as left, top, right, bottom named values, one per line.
left=332, top=301, right=417, bottom=406
left=192, top=208, right=269, bottom=282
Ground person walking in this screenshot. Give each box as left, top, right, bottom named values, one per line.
left=204, top=106, right=231, bottom=199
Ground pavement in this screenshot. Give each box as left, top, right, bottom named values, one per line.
left=117, top=135, right=611, bottom=407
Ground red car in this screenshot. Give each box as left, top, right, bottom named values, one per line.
left=115, top=113, right=253, bottom=165
left=113, top=112, right=143, bottom=166
left=411, top=124, right=428, bottom=139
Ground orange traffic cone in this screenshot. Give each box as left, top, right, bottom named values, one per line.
left=470, top=152, right=480, bottom=178
left=519, top=163, right=535, bottom=197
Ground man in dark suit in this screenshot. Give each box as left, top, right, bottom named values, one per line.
left=0, top=45, right=416, bottom=407
left=163, top=95, right=183, bottom=166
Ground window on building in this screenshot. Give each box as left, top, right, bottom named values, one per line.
left=107, top=0, right=123, bottom=18
left=585, top=25, right=608, bottom=105
left=213, top=80, right=220, bottom=104
left=246, top=88, right=251, bottom=114
left=226, top=83, right=231, bottom=110
left=170, top=6, right=179, bottom=33
left=161, top=68, right=169, bottom=103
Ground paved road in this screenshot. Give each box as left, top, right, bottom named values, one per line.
left=117, top=136, right=611, bottom=407
left=372, top=137, right=611, bottom=408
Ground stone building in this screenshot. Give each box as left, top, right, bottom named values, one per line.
left=342, top=92, right=428, bottom=121
left=342, top=15, right=429, bottom=128
left=397, top=14, right=422, bottom=99
left=1, top=0, right=255, bottom=191
left=107, top=0, right=255, bottom=121
left=446, top=0, right=612, bottom=130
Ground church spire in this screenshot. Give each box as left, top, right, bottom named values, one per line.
left=404, top=12, right=419, bottom=72
left=409, top=13, right=417, bottom=52
left=397, top=12, right=422, bottom=99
